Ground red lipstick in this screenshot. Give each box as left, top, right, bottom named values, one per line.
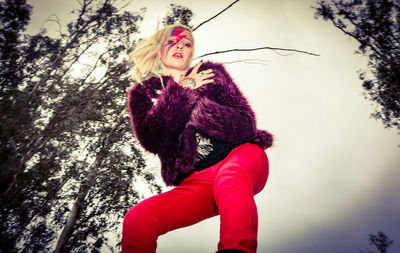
left=172, top=53, right=183, bottom=58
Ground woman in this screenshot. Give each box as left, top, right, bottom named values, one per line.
left=123, top=24, right=273, bottom=253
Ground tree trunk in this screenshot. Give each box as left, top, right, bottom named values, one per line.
left=53, top=109, right=126, bottom=252
left=54, top=193, right=84, bottom=253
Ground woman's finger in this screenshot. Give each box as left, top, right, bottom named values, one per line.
left=200, top=79, right=214, bottom=85
left=182, top=69, right=189, bottom=78
left=196, top=76, right=215, bottom=87
left=151, top=98, right=158, bottom=105
left=198, top=68, right=213, bottom=76
left=178, top=74, right=185, bottom=85
left=190, top=61, right=203, bottom=76
left=199, top=73, right=215, bottom=80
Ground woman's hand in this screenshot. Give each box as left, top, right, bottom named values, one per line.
left=179, top=62, right=214, bottom=89
left=151, top=62, right=214, bottom=105
left=150, top=89, right=162, bottom=106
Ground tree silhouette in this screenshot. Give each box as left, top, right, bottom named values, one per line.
left=361, top=231, right=394, bottom=253
left=314, top=0, right=400, bottom=131
left=162, top=3, right=193, bottom=28
left=0, top=0, right=169, bottom=251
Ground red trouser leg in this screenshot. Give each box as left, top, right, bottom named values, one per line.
left=122, top=143, right=269, bottom=253
left=213, top=143, right=268, bottom=253
left=121, top=170, right=218, bottom=253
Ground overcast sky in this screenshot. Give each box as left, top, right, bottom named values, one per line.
left=27, top=0, right=400, bottom=252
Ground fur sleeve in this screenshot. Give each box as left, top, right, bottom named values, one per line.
left=189, top=97, right=256, bottom=144
left=188, top=62, right=257, bottom=144
left=127, top=77, right=197, bottom=154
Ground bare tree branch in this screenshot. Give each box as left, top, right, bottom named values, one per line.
left=192, top=0, right=319, bottom=60
left=40, top=14, right=63, bottom=36
left=222, top=58, right=270, bottom=65
left=192, top=0, right=240, bottom=31
left=119, top=0, right=135, bottom=11
left=54, top=107, right=126, bottom=253
left=194, top=46, right=320, bottom=59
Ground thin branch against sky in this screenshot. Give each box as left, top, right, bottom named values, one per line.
left=222, top=58, right=270, bottom=66
left=194, top=46, right=320, bottom=60
left=192, top=0, right=240, bottom=31
left=191, top=0, right=319, bottom=59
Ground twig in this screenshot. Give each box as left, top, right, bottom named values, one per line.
left=270, top=50, right=295, bottom=56
left=194, top=46, right=320, bottom=59
left=193, top=0, right=240, bottom=31
left=116, top=0, right=135, bottom=12
left=40, top=14, right=63, bottom=36
left=222, top=58, right=270, bottom=66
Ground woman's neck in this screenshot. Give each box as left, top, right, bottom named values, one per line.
left=163, top=68, right=187, bottom=83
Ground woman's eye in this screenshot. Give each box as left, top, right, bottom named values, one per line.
left=166, top=40, right=175, bottom=45
left=185, top=43, right=192, bottom=48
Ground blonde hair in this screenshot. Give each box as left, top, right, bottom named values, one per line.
left=129, top=24, right=194, bottom=85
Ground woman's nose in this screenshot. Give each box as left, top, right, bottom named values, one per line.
left=176, top=41, right=183, bottom=49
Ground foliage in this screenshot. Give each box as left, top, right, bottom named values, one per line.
left=361, top=231, right=394, bottom=253
left=162, top=3, right=193, bottom=28
left=0, top=0, right=170, bottom=251
left=314, top=0, right=400, bottom=130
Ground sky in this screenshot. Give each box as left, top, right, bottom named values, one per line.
left=26, top=0, right=400, bottom=252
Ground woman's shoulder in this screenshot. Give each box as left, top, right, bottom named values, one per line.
left=130, top=75, right=170, bottom=91
left=141, top=76, right=163, bottom=87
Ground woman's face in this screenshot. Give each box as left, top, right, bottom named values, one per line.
left=160, top=27, right=194, bottom=72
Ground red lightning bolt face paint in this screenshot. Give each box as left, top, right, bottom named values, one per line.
left=171, top=27, right=184, bottom=37
left=164, top=27, right=187, bottom=56
left=160, top=27, right=193, bottom=73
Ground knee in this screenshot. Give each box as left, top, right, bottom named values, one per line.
left=123, top=205, right=143, bottom=229
left=122, top=203, right=159, bottom=252
left=123, top=205, right=143, bottom=241
left=123, top=201, right=158, bottom=237
left=214, top=168, right=254, bottom=197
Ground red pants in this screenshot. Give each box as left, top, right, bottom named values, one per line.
left=122, top=143, right=269, bottom=253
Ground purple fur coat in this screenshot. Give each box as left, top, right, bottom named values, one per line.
left=127, top=61, right=273, bottom=186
